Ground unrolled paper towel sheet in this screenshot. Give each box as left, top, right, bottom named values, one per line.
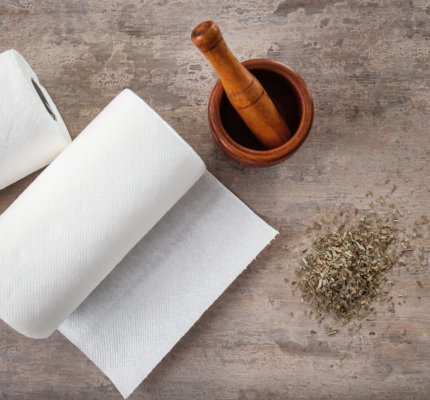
left=0, top=49, right=71, bottom=189
left=60, top=171, right=276, bottom=398
left=0, top=89, right=277, bottom=398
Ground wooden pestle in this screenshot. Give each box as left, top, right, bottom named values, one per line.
left=191, top=21, right=291, bottom=149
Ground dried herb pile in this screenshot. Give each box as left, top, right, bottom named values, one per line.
left=297, top=211, right=403, bottom=322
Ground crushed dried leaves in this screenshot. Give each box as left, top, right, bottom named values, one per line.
left=297, top=210, right=411, bottom=323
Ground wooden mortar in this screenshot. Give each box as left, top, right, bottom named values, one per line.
left=192, top=21, right=314, bottom=167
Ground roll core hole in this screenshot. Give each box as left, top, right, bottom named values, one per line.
left=31, top=78, right=57, bottom=121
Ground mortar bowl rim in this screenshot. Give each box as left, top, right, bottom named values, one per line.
left=208, top=58, right=314, bottom=166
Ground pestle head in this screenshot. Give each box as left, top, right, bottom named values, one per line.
left=191, top=21, right=223, bottom=53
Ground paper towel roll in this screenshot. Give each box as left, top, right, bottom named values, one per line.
left=0, top=49, right=71, bottom=190
left=0, top=89, right=205, bottom=338
left=0, top=87, right=277, bottom=398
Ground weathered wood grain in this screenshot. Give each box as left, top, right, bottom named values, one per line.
left=0, top=1, right=429, bottom=399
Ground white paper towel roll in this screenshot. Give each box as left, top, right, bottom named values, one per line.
left=0, top=89, right=205, bottom=338
left=0, top=49, right=71, bottom=189
left=0, top=88, right=277, bottom=398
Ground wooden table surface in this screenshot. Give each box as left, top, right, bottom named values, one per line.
left=1, top=1, right=429, bottom=399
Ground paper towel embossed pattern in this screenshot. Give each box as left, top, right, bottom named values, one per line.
left=60, top=171, right=277, bottom=398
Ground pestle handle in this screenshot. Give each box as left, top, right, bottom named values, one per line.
left=191, top=21, right=291, bottom=149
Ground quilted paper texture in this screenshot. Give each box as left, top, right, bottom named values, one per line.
left=60, top=171, right=277, bottom=398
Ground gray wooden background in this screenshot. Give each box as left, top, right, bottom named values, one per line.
left=0, top=1, right=429, bottom=399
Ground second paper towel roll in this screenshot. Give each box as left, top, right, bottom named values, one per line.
left=0, top=89, right=205, bottom=338
left=0, top=49, right=71, bottom=189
